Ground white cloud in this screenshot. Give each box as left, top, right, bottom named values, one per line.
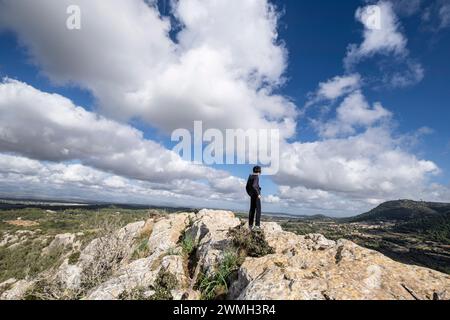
left=386, top=60, right=424, bottom=88
left=439, top=2, right=450, bottom=29
left=273, top=126, right=440, bottom=213
left=264, top=194, right=280, bottom=204
left=0, top=79, right=245, bottom=198
left=345, top=1, right=408, bottom=68
left=174, top=0, right=287, bottom=86
left=0, top=153, right=244, bottom=206
left=343, top=1, right=423, bottom=88
left=314, top=91, right=392, bottom=138
left=0, top=0, right=296, bottom=138
left=305, top=74, right=361, bottom=109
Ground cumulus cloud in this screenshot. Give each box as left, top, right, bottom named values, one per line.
left=0, top=0, right=296, bottom=138
left=345, top=1, right=407, bottom=67
left=305, top=74, right=361, bottom=109
left=438, top=2, right=450, bottom=28
left=344, top=1, right=423, bottom=88
left=313, top=91, right=392, bottom=138
left=273, top=127, right=440, bottom=214
left=0, top=79, right=245, bottom=197
left=0, top=154, right=245, bottom=206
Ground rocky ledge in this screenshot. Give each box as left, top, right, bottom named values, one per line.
left=1, top=209, right=449, bottom=300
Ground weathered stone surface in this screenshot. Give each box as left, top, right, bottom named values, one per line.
left=0, top=279, right=34, bottom=300
left=233, top=234, right=450, bottom=300
left=148, top=213, right=193, bottom=254
left=187, top=209, right=240, bottom=274
left=79, top=220, right=145, bottom=268
left=0, top=278, right=17, bottom=294
left=56, top=259, right=83, bottom=290
left=42, top=233, right=79, bottom=255
left=86, top=256, right=158, bottom=300
left=86, top=254, right=185, bottom=300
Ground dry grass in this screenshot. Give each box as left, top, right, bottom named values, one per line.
left=5, top=220, right=39, bottom=227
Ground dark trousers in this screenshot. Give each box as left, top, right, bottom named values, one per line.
left=249, top=195, right=261, bottom=227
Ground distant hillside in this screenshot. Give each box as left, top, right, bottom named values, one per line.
left=348, top=200, right=450, bottom=244
left=349, top=200, right=450, bottom=222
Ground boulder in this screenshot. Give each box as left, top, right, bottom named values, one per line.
left=86, top=254, right=186, bottom=300
left=186, top=209, right=240, bottom=274
left=42, top=233, right=78, bottom=255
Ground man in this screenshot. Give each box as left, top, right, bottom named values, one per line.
left=246, top=166, right=262, bottom=229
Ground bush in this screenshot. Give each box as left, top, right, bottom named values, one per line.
left=118, top=286, right=150, bottom=300
left=118, top=268, right=179, bottom=300
left=24, top=278, right=82, bottom=300
left=150, top=268, right=179, bottom=300
left=79, top=218, right=130, bottom=291
left=181, top=234, right=196, bottom=257
left=197, top=250, right=242, bottom=300
left=228, top=224, right=274, bottom=257
left=68, top=251, right=81, bottom=265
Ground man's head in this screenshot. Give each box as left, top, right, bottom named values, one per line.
left=253, top=166, right=262, bottom=174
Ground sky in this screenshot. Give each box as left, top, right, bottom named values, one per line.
left=0, top=0, right=449, bottom=217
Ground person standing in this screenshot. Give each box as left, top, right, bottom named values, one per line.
left=246, top=166, right=262, bottom=229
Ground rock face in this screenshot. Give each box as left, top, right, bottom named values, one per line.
left=232, top=224, right=450, bottom=300
left=1, top=210, right=449, bottom=300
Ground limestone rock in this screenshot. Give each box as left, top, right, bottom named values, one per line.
left=56, top=259, right=83, bottom=290
left=0, top=279, right=34, bottom=300
left=233, top=231, right=450, bottom=300
left=86, top=255, right=185, bottom=300
left=186, top=209, right=240, bottom=274
left=148, top=213, right=193, bottom=254
left=42, top=233, right=78, bottom=255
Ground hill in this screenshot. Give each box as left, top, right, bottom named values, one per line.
left=348, top=200, right=450, bottom=222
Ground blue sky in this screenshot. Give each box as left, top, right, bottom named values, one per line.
left=0, top=0, right=449, bottom=216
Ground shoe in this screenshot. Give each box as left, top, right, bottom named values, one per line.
left=253, top=225, right=261, bottom=230
left=249, top=225, right=254, bottom=230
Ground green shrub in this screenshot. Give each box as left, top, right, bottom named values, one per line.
left=197, top=250, right=242, bottom=300
left=118, top=286, right=150, bottom=300
left=68, top=251, right=81, bottom=265
left=131, top=237, right=150, bottom=260
left=228, top=224, right=274, bottom=257
left=181, top=234, right=196, bottom=256
left=119, top=268, right=178, bottom=300
left=150, top=268, right=179, bottom=300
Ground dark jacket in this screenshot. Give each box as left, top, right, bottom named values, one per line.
left=246, top=174, right=261, bottom=197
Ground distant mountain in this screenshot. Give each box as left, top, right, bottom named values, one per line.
left=347, top=200, right=450, bottom=244
left=348, top=200, right=450, bottom=222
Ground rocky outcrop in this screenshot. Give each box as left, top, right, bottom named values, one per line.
left=1, top=210, right=449, bottom=300
left=232, top=225, right=450, bottom=300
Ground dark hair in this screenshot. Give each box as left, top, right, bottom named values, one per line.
left=253, top=166, right=262, bottom=173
